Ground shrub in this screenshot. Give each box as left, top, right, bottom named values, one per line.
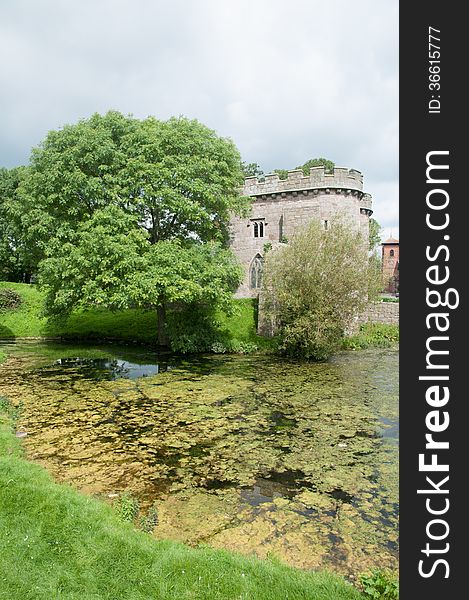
left=359, top=569, right=399, bottom=599
left=0, top=288, right=22, bottom=311
left=263, top=217, right=382, bottom=360
left=166, top=305, right=220, bottom=353
left=115, top=492, right=140, bottom=523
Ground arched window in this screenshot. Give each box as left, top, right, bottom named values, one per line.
left=250, top=254, right=264, bottom=289
left=390, top=249, right=394, bottom=257
left=252, top=219, right=265, bottom=238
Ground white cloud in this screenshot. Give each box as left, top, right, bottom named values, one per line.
left=0, top=0, right=398, bottom=231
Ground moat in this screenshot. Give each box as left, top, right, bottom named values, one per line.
left=0, top=340, right=398, bottom=578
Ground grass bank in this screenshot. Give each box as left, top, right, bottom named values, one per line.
left=0, top=282, right=271, bottom=350
left=0, top=405, right=362, bottom=600
left=342, top=323, right=399, bottom=351
left=1, top=282, right=398, bottom=355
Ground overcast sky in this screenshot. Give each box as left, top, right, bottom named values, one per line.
left=0, top=0, right=398, bottom=238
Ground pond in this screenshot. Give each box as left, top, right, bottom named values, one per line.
left=0, top=340, right=398, bottom=579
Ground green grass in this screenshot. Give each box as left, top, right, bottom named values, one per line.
left=0, top=407, right=363, bottom=600
left=0, top=283, right=270, bottom=350
left=217, top=298, right=277, bottom=351
left=342, top=323, right=399, bottom=351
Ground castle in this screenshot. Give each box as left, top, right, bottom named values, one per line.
left=229, top=166, right=373, bottom=297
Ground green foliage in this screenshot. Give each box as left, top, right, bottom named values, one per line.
left=297, top=157, right=335, bottom=175
left=369, top=218, right=382, bottom=253
left=8, top=111, right=250, bottom=345
left=165, top=304, right=221, bottom=353
left=0, top=288, right=23, bottom=311
left=242, top=161, right=264, bottom=178
left=263, top=217, right=382, bottom=360
left=0, top=167, right=31, bottom=282
left=37, top=206, right=243, bottom=345
left=13, top=111, right=249, bottom=267
left=274, top=168, right=289, bottom=180
left=115, top=492, right=140, bottom=523
left=0, top=396, right=22, bottom=429
left=381, top=296, right=399, bottom=303
left=273, top=158, right=335, bottom=180
left=343, top=323, right=399, bottom=350
left=359, top=569, right=399, bottom=599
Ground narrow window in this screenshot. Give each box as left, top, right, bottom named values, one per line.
left=252, top=220, right=265, bottom=238
left=250, top=254, right=264, bottom=289
left=390, top=249, right=394, bottom=257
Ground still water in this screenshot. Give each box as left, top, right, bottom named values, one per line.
left=0, top=340, right=398, bottom=578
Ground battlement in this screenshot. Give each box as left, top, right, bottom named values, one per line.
left=243, top=166, right=364, bottom=196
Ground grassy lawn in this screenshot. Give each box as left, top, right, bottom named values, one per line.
left=0, top=282, right=270, bottom=349
left=0, top=406, right=363, bottom=600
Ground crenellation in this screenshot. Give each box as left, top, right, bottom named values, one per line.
left=242, top=166, right=364, bottom=197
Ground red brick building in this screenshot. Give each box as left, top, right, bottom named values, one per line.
left=382, top=237, right=399, bottom=293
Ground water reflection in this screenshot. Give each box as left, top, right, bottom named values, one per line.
left=50, top=357, right=165, bottom=380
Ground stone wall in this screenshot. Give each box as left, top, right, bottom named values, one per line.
left=257, top=298, right=399, bottom=338
left=357, top=301, right=399, bottom=326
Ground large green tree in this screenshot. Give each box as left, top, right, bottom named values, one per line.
left=12, top=111, right=249, bottom=268
left=12, top=111, right=249, bottom=345
left=262, top=217, right=381, bottom=360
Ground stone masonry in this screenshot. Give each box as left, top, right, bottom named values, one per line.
left=358, top=301, right=399, bottom=326
left=229, top=166, right=373, bottom=297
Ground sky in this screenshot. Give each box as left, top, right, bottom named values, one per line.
left=0, top=0, right=398, bottom=239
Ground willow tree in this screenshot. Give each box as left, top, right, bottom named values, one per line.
left=262, top=217, right=382, bottom=359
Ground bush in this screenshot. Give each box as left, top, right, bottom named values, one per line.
left=263, top=217, right=382, bottom=360
left=359, top=569, right=399, bottom=599
left=115, top=492, right=140, bottom=523
left=166, top=305, right=220, bottom=353
left=0, top=288, right=22, bottom=311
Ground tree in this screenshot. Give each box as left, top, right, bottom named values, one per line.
left=13, top=111, right=249, bottom=346
left=273, top=169, right=289, bottom=180
left=297, top=157, right=334, bottom=175
left=241, top=162, right=264, bottom=178
left=368, top=217, right=382, bottom=254
left=262, top=217, right=382, bottom=360
left=39, top=206, right=242, bottom=346
left=0, top=167, right=32, bottom=281
left=273, top=158, right=335, bottom=180
left=12, top=111, right=250, bottom=268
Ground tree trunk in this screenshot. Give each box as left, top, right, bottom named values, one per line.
left=156, top=303, right=169, bottom=347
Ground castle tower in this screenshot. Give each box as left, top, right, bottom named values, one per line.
left=229, top=166, right=373, bottom=297
left=381, top=237, right=399, bottom=294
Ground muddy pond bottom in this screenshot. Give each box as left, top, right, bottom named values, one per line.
left=0, top=341, right=399, bottom=578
